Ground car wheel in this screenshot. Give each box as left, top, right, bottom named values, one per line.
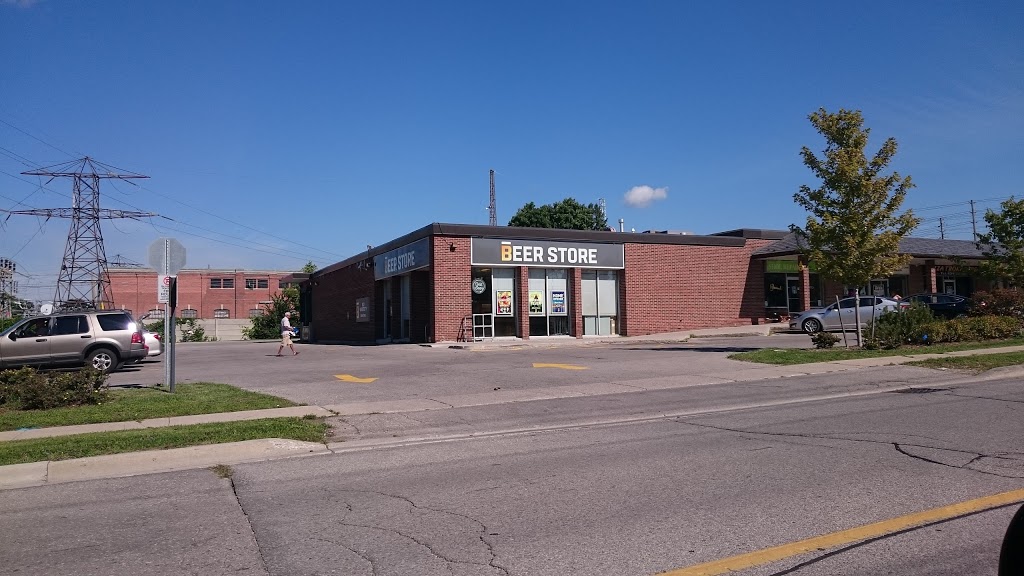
left=86, top=348, right=118, bottom=374
left=802, top=318, right=823, bottom=334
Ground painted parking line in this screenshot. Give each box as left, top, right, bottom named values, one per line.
left=659, top=487, right=1024, bottom=576
left=532, top=363, right=588, bottom=370
left=334, top=374, right=378, bottom=383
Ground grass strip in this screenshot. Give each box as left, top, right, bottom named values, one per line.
left=0, top=383, right=297, bottom=432
left=907, top=351, right=1024, bottom=373
left=729, top=338, right=1024, bottom=365
left=0, top=417, right=327, bottom=466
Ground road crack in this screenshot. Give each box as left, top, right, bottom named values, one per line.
left=224, top=475, right=271, bottom=575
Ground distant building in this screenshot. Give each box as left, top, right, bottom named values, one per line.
left=106, top=268, right=295, bottom=320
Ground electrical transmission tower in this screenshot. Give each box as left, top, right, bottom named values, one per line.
left=1, top=157, right=156, bottom=311
left=0, top=258, right=16, bottom=318
left=489, top=169, right=497, bottom=226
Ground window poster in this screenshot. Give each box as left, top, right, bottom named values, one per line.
left=529, top=291, right=545, bottom=315
left=496, top=290, right=513, bottom=316
left=551, top=291, right=566, bottom=314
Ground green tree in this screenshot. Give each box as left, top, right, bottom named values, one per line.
left=241, top=289, right=299, bottom=340
left=791, top=108, right=920, bottom=345
left=301, top=261, right=317, bottom=274
left=976, top=196, right=1024, bottom=287
left=508, top=198, right=608, bottom=230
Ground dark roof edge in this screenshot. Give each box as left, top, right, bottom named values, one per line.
left=710, top=228, right=790, bottom=240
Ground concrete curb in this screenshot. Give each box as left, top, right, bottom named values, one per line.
left=1, top=438, right=328, bottom=490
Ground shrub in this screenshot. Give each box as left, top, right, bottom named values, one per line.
left=242, top=290, right=298, bottom=340
left=970, top=289, right=1024, bottom=321
left=145, top=318, right=212, bottom=342
left=867, top=303, right=935, bottom=348
left=810, top=332, right=841, bottom=349
left=0, top=367, right=109, bottom=410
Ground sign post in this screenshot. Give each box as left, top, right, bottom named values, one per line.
left=148, top=238, right=186, bottom=392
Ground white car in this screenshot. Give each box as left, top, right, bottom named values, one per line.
left=789, top=296, right=902, bottom=334
left=142, top=330, right=162, bottom=357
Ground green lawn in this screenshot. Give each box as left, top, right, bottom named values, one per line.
left=729, top=338, right=1024, bottom=365
left=0, top=383, right=298, bottom=432
left=0, top=417, right=328, bottom=466
left=907, top=351, right=1024, bottom=372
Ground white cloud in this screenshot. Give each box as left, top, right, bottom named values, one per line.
left=623, top=185, right=668, bottom=208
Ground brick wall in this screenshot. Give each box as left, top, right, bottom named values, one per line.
left=619, top=239, right=775, bottom=335
left=310, top=260, right=376, bottom=342
left=432, top=236, right=473, bottom=343
left=107, top=269, right=291, bottom=320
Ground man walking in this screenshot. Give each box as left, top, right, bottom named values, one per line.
left=276, top=311, right=299, bottom=356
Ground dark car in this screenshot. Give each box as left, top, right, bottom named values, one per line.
left=905, top=293, right=972, bottom=319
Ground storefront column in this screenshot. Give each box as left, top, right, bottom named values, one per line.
left=799, top=257, right=811, bottom=311
left=926, top=260, right=938, bottom=293
left=517, top=267, right=530, bottom=340
left=572, top=268, right=583, bottom=339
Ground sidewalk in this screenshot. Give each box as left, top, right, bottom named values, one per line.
left=436, top=323, right=778, bottom=349
left=2, top=339, right=1021, bottom=490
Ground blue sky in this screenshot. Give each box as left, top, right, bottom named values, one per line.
left=2, top=1, right=1022, bottom=302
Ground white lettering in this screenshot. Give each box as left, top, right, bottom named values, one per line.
left=522, top=246, right=533, bottom=262
left=512, top=245, right=523, bottom=262
left=534, top=246, right=543, bottom=262
left=588, top=248, right=597, bottom=263
left=548, top=247, right=558, bottom=262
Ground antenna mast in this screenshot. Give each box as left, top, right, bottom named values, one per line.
left=488, top=169, right=497, bottom=226
left=3, top=157, right=156, bottom=311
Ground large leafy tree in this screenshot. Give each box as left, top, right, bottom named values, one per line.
left=241, top=288, right=299, bottom=340
left=508, top=198, right=608, bottom=230
left=976, top=196, right=1024, bottom=287
left=791, top=108, right=919, bottom=345
left=791, top=108, right=919, bottom=287
left=301, top=261, right=317, bottom=274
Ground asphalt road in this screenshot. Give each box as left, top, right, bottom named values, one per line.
left=5, top=336, right=1022, bottom=575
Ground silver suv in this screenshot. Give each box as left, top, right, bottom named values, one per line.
left=0, top=311, right=147, bottom=374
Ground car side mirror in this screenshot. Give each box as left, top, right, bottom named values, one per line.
left=8, top=332, right=17, bottom=341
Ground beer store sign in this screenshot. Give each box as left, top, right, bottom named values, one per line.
left=471, top=238, right=624, bottom=269
left=374, top=238, right=430, bottom=280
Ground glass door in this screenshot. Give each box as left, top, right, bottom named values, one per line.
left=528, top=269, right=571, bottom=336
left=582, top=270, right=619, bottom=336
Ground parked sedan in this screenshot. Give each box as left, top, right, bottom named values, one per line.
left=143, top=330, right=163, bottom=357
left=905, top=293, right=972, bottom=319
left=790, top=296, right=902, bottom=334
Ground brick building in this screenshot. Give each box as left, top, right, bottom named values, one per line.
left=303, top=224, right=789, bottom=344
left=106, top=268, right=294, bottom=320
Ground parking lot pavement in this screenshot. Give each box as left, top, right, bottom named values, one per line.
left=104, top=333, right=810, bottom=407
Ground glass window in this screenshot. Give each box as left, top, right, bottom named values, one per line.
left=257, top=279, right=268, bottom=289
left=147, top=308, right=165, bottom=319
left=248, top=308, right=263, bottom=318
left=210, top=278, right=222, bottom=289
left=582, top=270, right=619, bottom=335
left=764, top=273, right=787, bottom=308
left=180, top=309, right=198, bottom=319
left=96, top=313, right=133, bottom=331
left=245, top=279, right=268, bottom=290
left=17, top=317, right=50, bottom=337
left=52, top=315, right=88, bottom=335
left=222, top=278, right=234, bottom=289
left=838, top=298, right=857, bottom=309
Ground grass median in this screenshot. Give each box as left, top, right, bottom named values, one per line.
left=729, top=337, right=1024, bottom=365
left=0, top=382, right=298, bottom=432
left=907, top=351, right=1024, bottom=373
left=0, top=417, right=329, bottom=466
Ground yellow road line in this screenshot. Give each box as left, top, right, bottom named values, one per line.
left=334, top=374, right=378, bottom=383
left=660, top=488, right=1024, bottom=575
left=532, top=362, right=588, bottom=370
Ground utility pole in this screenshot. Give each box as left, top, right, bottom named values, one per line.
left=939, top=217, right=945, bottom=240
left=970, top=199, right=978, bottom=239
left=488, top=169, right=497, bottom=226
left=1, top=157, right=156, bottom=311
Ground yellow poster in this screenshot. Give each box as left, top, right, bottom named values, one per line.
left=529, top=291, right=544, bottom=315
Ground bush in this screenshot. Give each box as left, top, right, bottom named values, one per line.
left=914, top=315, right=1020, bottom=344
left=242, top=290, right=298, bottom=340
left=970, top=289, right=1024, bottom=321
left=867, top=303, right=935, bottom=349
left=810, top=332, right=841, bottom=349
left=0, top=367, right=109, bottom=410
left=145, top=318, right=212, bottom=342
